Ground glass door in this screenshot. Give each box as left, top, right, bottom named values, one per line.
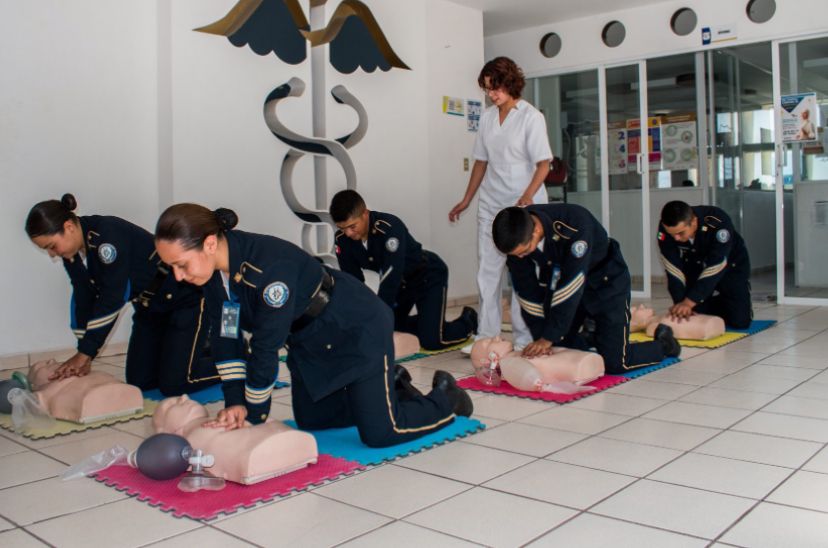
left=776, top=35, right=828, bottom=302
left=602, top=62, right=649, bottom=295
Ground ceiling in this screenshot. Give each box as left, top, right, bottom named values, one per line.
left=447, top=0, right=673, bottom=36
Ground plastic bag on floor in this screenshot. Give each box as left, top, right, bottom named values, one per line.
left=8, top=387, right=55, bottom=432
left=61, top=444, right=129, bottom=480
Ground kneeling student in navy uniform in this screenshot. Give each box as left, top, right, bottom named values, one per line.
left=25, top=194, right=218, bottom=394
left=491, top=205, right=681, bottom=374
left=330, top=190, right=477, bottom=351
left=154, top=204, right=472, bottom=447
left=658, top=201, right=752, bottom=328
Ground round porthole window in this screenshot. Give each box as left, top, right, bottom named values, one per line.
left=539, top=32, right=562, bottom=58
left=602, top=21, right=626, bottom=48
left=746, top=0, right=776, bottom=23
left=670, top=8, right=697, bottom=36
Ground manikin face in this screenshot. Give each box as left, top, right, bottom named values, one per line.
left=153, top=394, right=208, bottom=432
left=335, top=208, right=370, bottom=241
left=507, top=215, right=544, bottom=258
left=155, top=235, right=218, bottom=286
left=482, top=76, right=515, bottom=108
left=663, top=215, right=698, bottom=243
left=31, top=220, right=84, bottom=260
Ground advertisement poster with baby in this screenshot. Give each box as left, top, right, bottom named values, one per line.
left=781, top=92, right=819, bottom=143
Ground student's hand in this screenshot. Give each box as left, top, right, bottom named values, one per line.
left=49, top=352, right=93, bottom=380
left=449, top=200, right=470, bottom=222
left=516, top=194, right=534, bottom=207
left=204, top=405, right=248, bottom=430
left=522, top=338, right=553, bottom=358
left=669, top=299, right=696, bottom=321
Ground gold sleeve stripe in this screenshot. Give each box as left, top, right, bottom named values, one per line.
left=86, top=309, right=121, bottom=330
left=698, top=258, right=728, bottom=280
left=245, top=384, right=275, bottom=404
left=379, top=266, right=394, bottom=283
left=517, top=296, right=545, bottom=317
left=551, top=272, right=585, bottom=307
left=660, top=255, right=686, bottom=285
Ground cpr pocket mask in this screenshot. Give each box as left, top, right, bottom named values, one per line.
left=5, top=378, right=56, bottom=432
left=473, top=351, right=503, bottom=387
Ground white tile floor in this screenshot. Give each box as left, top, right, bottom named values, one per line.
left=2, top=296, right=828, bottom=546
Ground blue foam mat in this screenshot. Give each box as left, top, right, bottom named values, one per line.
left=728, top=319, right=776, bottom=334
left=620, top=357, right=681, bottom=379
left=285, top=416, right=486, bottom=466
left=143, top=380, right=289, bottom=404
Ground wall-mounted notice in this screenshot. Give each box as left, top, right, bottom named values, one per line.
left=608, top=121, right=627, bottom=175
left=443, top=96, right=464, bottom=117
left=781, top=92, right=819, bottom=143
left=627, top=117, right=662, bottom=170
left=662, top=114, right=698, bottom=171
left=467, top=100, right=481, bottom=131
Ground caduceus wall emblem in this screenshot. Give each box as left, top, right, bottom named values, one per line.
left=196, top=0, right=409, bottom=263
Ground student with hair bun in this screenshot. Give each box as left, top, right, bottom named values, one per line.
left=154, top=203, right=472, bottom=447
left=25, top=194, right=219, bottom=394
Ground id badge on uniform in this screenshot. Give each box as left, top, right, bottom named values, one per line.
left=551, top=266, right=562, bottom=291
left=220, top=301, right=240, bottom=339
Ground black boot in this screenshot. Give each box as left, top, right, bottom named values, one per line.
left=654, top=324, right=681, bottom=358
left=432, top=370, right=474, bottom=417
left=461, top=306, right=479, bottom=335
left=394, top=365, right=423, bottom=401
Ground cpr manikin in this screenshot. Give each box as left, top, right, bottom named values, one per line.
left=469, top=337, right=604, bottom=393
left=23, top=359, right=143, bottom=423
left=393, top=332, right=420, bottom=359
left=630, top=306, right=726, bottom=340
left=152, top=394, right=318, bottom=485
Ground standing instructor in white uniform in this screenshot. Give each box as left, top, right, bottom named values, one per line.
left=449, top=56, right=553, bottom=350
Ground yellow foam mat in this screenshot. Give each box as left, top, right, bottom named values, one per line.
left=0, top=400, right=158, bottom=440
left=628, top=331, right=748, bottom=348
left=419, top=338, right=473, bottom=355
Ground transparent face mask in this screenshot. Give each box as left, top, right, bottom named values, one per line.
left=8, top=387, right=56, bottom=432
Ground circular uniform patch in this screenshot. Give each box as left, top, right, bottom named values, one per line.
left=386, top=237, right=399, bottom=252
left=98, top=243, right=117, bottom=264
left=716, top=229, right=730, bottom=243
left=571, top=240, right=588, bottom=258
left=262, top=282, right=289, bottom=308
left=657, top=231, right=665, bottom=241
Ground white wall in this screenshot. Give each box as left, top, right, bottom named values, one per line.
left=0, top=0, right=483, bottom=358
left=485, top=0, right=828, bottom=77
left=0, top=0, right=159, bottom=356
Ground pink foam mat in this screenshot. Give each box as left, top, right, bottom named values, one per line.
left=456, top=374, right=628, bottom=403
left=93, top=454, right=363, bottom=520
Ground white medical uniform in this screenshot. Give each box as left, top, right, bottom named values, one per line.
left=472, top=100, right=552, bottom=347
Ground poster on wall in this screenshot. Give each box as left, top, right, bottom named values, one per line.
left=608, top=121, right=627, bottom=175
left=467, top=100, right=481, bottom=131
left=626, top=117, right=662, bottom=170
left=661, top=114, right=698, bottom=171
left=443, top=96, right=465, bottom=117
left=781, top=92, right=819, bottom=143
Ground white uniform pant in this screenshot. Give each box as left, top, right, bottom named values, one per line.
left=476, top=216, right=533, bottom=348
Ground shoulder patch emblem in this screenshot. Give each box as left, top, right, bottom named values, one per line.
left=386, top=237, right=399, bottom=252
left=716, top=229, right=730, bottom=243
left=262, top=282, right=289, bottom=308
left=571, top=240, right=588, bottom=258
left=98, top=243, right=117, bottom=264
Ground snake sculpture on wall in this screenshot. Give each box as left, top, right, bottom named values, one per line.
left=196, top=0, right=409, bottom=263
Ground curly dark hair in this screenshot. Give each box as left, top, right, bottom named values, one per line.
left=478, top=56, right=525, bottom=99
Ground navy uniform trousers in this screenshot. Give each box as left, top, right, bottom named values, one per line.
left=561, top=241, right=665, bottom=374
left=285, top=270, right=456, bottom=448
left=393, top=251, right=472, bottom=350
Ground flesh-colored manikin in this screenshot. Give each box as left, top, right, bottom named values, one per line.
left=469, top=337, right=604, bottom=391
left=629, top=306, right=726, bottom=340
left=27, top=360, right=144, bottom=424
left=393, top=332, right=420, bottom=359
left=152, top=395, right=318, bottom=485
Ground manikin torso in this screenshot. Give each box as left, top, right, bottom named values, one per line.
left=152, top=395, right=318, bottom=485
left=28, top=360, right=144, bottom=424
left=629, top=306, right=726, bottom=340
left=470, top=337, right=605, bottom=391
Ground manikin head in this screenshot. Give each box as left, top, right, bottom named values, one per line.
left=470, top=336, right=514, bottom=368
left=660, top=200, right=698, bottom=243
left=492, top=207, right=544, bottom=257
left=153, top=394, right=210, bottom=434
left=478, top=56, right=524, bottom=107
left=26, top=193, right=85, bottom=260
left=330, top=189, right=370, bottom=242
left=154, top=204, right=238, bottom=286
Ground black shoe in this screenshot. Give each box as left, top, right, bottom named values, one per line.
left=461, top=306, right=479, bottom=335
left=654, top=324, right=681, bottom=358
left=394, top=365, right=423, bottom=401
left=432, top=370, right=473, bottom=417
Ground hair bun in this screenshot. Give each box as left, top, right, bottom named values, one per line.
left=213, top=208, right=238, bottom=231
left=60, top=193, right=77, bottom=211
